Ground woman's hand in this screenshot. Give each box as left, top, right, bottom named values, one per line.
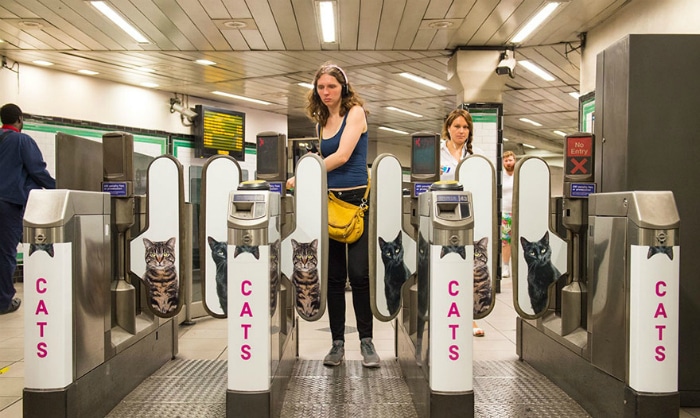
left=286, top=176, right=296, bottom=189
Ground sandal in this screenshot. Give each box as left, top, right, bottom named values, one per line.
left=0, top=298, right=21, bottom=315
left=473, top=326, right=485, bottom=337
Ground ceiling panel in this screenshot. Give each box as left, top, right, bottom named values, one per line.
left=0, top=0, right=629, bottom=155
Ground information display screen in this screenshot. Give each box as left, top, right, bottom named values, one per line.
left=411, top=133, right=440, bottom=182
left=194, top=105, right=245, bottom=160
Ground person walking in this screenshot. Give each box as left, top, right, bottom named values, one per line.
left=501, top=151, right=516, bottom=278
left=0, top=103, right=56, bottom=315
left=287, top=63, right=379, bottom=368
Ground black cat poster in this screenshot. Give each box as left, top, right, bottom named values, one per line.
left=512, top=157, right=567, bottom=318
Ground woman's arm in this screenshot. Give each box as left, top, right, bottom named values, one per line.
left=323, top=105, right=366, bottom=172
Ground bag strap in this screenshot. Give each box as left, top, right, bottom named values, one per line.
left=319, top=122, right=370, bottom=208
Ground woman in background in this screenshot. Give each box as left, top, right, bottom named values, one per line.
left=439, top=108, right=486, bottom=337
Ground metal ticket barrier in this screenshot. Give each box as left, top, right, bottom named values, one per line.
left=226, top=180, right=286, bottom=418
left=22, top=190, right=110, bottom=416
left=588, top=191, right=680, bottom=416
left=399, top=181, right=475, bottom=417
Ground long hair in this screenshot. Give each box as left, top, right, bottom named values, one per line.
left=442, top=108, right=474, bottom=155
left=305, top=62, right=365, bottom=127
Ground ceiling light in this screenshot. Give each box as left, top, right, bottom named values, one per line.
left=399, top=73, right=446, bottom=91
left=378, top=126, right=409, bottom=135
left=511, top=2, right=560, bottom=44
left=523, top=143, right=536, bottom=149
left=90, top=1, right=149, bottom=44
left=32, top=60, right=53, bottom=66
left=212, top=91, right=272, bottom=105
left=519, top=118, right=542, bottom=127
left=518, top=60, right=556, bottom=81
left=503, top=138, right=509, bottom=142
left=317, top=1, right=337, bottom=43
left=195, top=59, right=216, bottom=66
left=386, top=106, right=423, bottom=118
left=568, top=92, right=580, bottom=99
left=298, top=82, right=315, bottom=89
left=553, top=130, right=567, bottom=136
left=140, top=82, right=159, bottom=88
left=78, top=69, right=99, bottom=75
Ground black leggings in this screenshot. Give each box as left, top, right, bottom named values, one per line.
left=326, top=188, right=373, bottom=342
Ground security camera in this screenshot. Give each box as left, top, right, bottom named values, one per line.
left=495, top=52, right=517, bottom=77
left=169, top=99, right=198, bottom=120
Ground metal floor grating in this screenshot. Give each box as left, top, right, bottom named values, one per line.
left=106, top=358, right=591, bottom=417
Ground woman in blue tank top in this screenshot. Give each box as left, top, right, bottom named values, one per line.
left=287, top=62, right=379, bottom=368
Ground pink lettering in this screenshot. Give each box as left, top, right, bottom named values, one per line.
left=448, top=280, right=459, bottom=296
left=447, top=302, right=460, bottom=317
left=449, top=324, right=459, bottom=340
left=241, top=280, right=252, bottom=296
left=655, top=324, right=666, bottom=341
left=36, top=278, right=47, bottom=293
left=653, top=303, right=667, bottom=319
left=37, top=321, right=47, bottom=338
left=240, top=302, right=253, bottom=317
left=241, top=344, right=251, bottom=360
left=655, top=281, right=666, bottom=297
left=655, top=346, right=666, bottom=361
left=35, top=300, right=48, bottom=315
left=241, top=323, right=252, bottom=339
left=448, top=345, right=459, bottom=360
left=37, top=342, right=48, bottom=358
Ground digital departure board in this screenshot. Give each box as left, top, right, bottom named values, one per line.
left=194, top=104, right=245, bottom=160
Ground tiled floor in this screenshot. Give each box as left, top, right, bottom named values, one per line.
left=2, top=278, right=700, bottom=417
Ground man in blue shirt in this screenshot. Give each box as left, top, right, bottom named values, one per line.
left=0, top=103, right=55, bottom=314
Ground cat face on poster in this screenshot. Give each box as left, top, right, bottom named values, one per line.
left=520, top=231, right=561, bottom=315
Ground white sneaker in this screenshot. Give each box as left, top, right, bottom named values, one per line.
left=503, top=264, right=510, bottom=278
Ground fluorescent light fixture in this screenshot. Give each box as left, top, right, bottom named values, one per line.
left=553, top=130, right=567, bottom=136
left=318, top=1, right=336, bottom=43
left=511, top=2, right=560, bottom=44
left=195, top=59, right=216, bottom=66
left=91, top=1, right=149, bottom=44
left=523, top=143, right=536, bottom=149
left=519, top=117, right=542, bottom=127
left=503, top=137, right=509, bottom=142
left=386, top=106, right=423, bottom=118
left=212, top=91, right=272, bottom=105
left=399, top=72, right=446, bottom=91
left=568, top=92, right=580, bottom=99
left=518, top=60, right=555, bottom=81
left=78, top=69, right=99, bottom=75
left=140, top=81, right=159, bottom=88
left=378, top=126, right=409, bottom=135
left=32, top=60, right=53, bottom=66
left=298, top=82, right=315, bottom=89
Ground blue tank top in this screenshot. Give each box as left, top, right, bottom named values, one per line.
left=320, top=113, right=368, bottom=189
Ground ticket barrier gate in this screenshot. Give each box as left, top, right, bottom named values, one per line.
left=226, top=181, right=293, bottom=418
left=397, top=182, right=475, bottom=418
left=21, top=190, right=176, bottom=417
left=518, top=190, right=680, bottom=417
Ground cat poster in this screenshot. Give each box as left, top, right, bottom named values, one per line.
left=201, top=156, right=241, bottom=317
left=129, top=155, right=184, bottom=319
left=512, top=157, right=567, bottom=318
